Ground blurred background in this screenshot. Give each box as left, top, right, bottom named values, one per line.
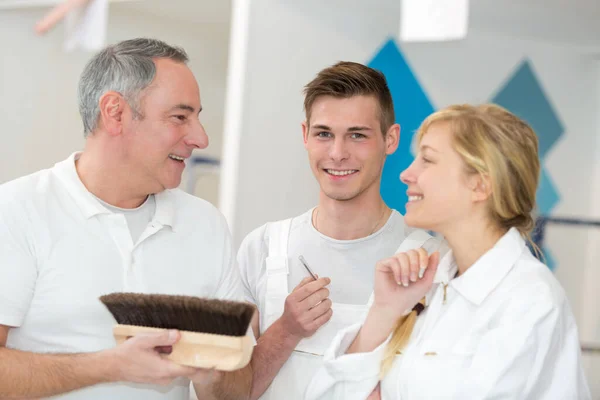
left=1, top=0, right=599, bottom=397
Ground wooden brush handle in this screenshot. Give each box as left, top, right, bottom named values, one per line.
left=113, top=325, right=254, bottom=371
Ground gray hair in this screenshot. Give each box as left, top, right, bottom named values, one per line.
left=78, top=38, right=189, bottom=137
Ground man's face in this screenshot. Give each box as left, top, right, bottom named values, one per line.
left=302, top=95, right=398, bottom=202
left=121, top=58, right=208, bottom=193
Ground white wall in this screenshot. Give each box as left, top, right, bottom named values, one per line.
left=223, top=0, right=599, bottom=392
left=0, top=4, right=229, bottom=205
left=580, top=60, right=600, bottom=397
left=224, top=0, right=402, bottom=244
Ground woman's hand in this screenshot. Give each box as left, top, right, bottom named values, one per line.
left=373, top=249, right=440, bottom=319
left=347, top=249, right=440, bottom=355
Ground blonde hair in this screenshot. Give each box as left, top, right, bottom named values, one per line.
left=380, top=299, right=425, bottom=377
left=380, top=104, right=541, bottom=377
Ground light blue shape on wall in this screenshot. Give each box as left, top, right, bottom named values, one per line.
left=366, top=44, right=563, bottom=271
left=491, top=59, right=565, bottom=271
left=537, top=168, right=561, bottom=215
left=367, top=38, right=435, bottom=214
left=542, top=247, right=557, bottom=271
left=492, top=60, right=565, bottom=159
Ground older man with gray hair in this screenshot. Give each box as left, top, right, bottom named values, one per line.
left=0, top=38, right=251, bottom=400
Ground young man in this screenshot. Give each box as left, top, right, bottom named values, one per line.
left=238, top=61, right=431, bottom=399
left=0, top=38, right=250, bottom=400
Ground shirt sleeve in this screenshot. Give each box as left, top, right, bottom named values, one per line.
left=305, top=323, right=389, bottom=400
left=453, top=287, right=591, bottom=400
left=0, top=209, right=38, bottom=327
left=213, top=215, right=245, bottom=302
left=236, top=224, right=268, bottom=306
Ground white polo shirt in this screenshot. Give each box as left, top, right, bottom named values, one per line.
left=0, top=153, right=244, bottom=400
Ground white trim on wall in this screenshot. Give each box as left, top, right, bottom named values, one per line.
left=218, top=0, right=251, bottom=234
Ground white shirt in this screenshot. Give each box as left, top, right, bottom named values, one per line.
left=238, top=208, right=410, bottom=312
left=237, top=208, right=411, bottom=400
left=0, top=153, right=244, bottom=400
left=95, top=193, right=156, bottom=244
left=305, top=228, right=591, bottom=400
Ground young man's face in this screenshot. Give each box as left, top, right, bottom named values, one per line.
left=302, top=95, right=399, bottom=203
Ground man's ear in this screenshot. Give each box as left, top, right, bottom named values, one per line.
left=385, top=123, right=400, bottom=155
left=302, top=121, right=309, bottom=148
left=97, top=91, right=125, bottom=136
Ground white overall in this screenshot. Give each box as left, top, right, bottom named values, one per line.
left=259, top=219, right=434, bottom=400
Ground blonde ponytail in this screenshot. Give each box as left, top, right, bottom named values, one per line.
left=380, top=299, right=426, bottom=378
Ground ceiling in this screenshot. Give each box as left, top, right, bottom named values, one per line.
left=471, top=0, right=600, bottom=49
left=116, top=0, right=231, bottom=25
left=2, top=0, right=598, bottom=51
left=121, top=0, right=599, bottom=50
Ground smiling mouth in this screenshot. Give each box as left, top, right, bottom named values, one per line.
left=168, top=154, right=185, bottom=162
left=325, top=169, right=358, bottom=176
left=408, top=195, right=424, bottom=202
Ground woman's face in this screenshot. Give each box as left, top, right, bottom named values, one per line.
left=400, top=122, right=482, bottom=234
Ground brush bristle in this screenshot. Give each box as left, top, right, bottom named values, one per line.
left=99, top=293, right=255, bottom=337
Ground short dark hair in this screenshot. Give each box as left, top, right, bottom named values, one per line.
left=303, top=61, right=395, bottom=135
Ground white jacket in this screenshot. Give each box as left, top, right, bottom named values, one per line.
left=305, top=228, right=591, bottom=400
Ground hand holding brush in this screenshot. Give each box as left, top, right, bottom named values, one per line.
left=104, top=328, right=221, bottom=386
left=99, top=292, right=256, bottom=371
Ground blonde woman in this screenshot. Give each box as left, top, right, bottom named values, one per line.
left=305, top=104, right=591, bottom=399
